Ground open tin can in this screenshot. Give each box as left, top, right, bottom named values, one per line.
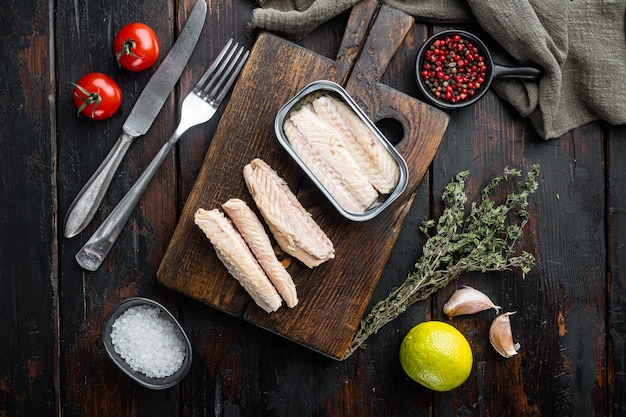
left=275, top=80, right=409, bottom=221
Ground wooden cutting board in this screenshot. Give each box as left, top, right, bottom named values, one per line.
left=157, top=0, right=449, bottom=360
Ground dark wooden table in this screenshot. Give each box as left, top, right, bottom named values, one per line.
left=2, top=0, right=625, bottom=416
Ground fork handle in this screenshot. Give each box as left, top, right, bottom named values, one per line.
left=75, top=132, right=181, bottom=271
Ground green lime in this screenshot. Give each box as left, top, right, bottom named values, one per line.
left=399, top=321, right=473, bottom=392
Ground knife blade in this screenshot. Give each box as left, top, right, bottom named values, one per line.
left=63, top=0, right=207, bottom=238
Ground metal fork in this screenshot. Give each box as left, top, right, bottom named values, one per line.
left=75, top=39, right=249, bottom=271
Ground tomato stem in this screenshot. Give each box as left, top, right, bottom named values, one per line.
left=71, top=82, right=102, bottom=118
left=116, top=38, right=144, bottom=65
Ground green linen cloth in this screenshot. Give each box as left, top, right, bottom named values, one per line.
left=251, top=0, right=626, bottom=140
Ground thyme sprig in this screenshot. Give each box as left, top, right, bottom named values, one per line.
left=346, top=164, right=540, bottom=358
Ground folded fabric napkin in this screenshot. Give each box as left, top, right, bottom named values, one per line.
left=251, top=0, right=626, bottom=140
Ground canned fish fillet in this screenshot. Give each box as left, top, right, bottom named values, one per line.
left=275, top=81, right=408, bottom=221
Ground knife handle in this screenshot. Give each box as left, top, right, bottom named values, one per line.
left=63, top=132, right=135, bottom=238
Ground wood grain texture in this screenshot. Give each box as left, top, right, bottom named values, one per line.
left=0, top=0, right=57, bottom=415
left=608, top=125, right=626, bottom=417
left=2, top=0, right=625, bottom=415
left=330, top=0, right=380, bottom=85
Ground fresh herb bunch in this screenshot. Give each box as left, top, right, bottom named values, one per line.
left=346, top=164, right=540, bottom=358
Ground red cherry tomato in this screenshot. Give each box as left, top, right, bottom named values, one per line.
left=72, top=72, right=122, bottom=120
left=113, top=22, right=160, bottom=72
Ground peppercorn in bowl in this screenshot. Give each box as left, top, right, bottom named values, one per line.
left=415, top=29, right=542, bottom=109
left=101, top=297, right=192, bottom=390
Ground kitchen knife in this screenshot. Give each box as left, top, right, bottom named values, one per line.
left=64, top=0, right=207, bottom=238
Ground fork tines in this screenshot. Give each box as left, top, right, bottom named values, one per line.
left=195, top=38, right=249, bottom=104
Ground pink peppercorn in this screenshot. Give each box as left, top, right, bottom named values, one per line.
left=420, top=34, right=488, bottom=105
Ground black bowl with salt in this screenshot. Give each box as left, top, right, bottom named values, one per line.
left=101, top=297, right=192, bottom=390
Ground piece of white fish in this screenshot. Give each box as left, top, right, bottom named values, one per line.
left=222, top=198, right=298, bottom=308
left=194, top=207, right=282, bottom=313
left=286, top=104, right=379, bottom=213
left=243, top=158, right=335, bottom=268
left=314, top=95, right=400, bottom=194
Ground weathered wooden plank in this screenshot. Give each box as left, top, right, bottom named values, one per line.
left=0, top=0, right=57, bottom=415
left=55, top=0, right=183, bottom=414
left=524, top=124, right=606, bottom=417
left=608, top=124, right=626, bottom=417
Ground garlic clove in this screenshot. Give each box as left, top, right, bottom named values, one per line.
left=443, top=286, right=501, bottom=319
left=489, top=312, right=521, bottom=358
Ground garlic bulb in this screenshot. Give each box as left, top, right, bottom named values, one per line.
left=489, top=312, right=521, bottom=358
left=442, top=286, right=501, bottom=319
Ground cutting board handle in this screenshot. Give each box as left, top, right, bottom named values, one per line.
left=330, top=0, right=380, bottom=85
left=335, top=1, right=440, bottom=156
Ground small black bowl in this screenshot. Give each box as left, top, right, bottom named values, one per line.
left=101, top=297, right=192, bottom=390
left=415, top=29, right=542, bottom=110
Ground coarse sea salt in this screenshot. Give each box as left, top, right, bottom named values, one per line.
left=110, top=305, right=186, bottom=378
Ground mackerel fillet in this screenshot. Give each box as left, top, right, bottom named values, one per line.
left=243, top=158, right=335, bottom=268
left=287, top=105, right=379, bottom=213
left=312, top=95, right=400, bottom=194
left=194, top=208, right=282, bottom=313
left=222, top=198, right=298, bottom=308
